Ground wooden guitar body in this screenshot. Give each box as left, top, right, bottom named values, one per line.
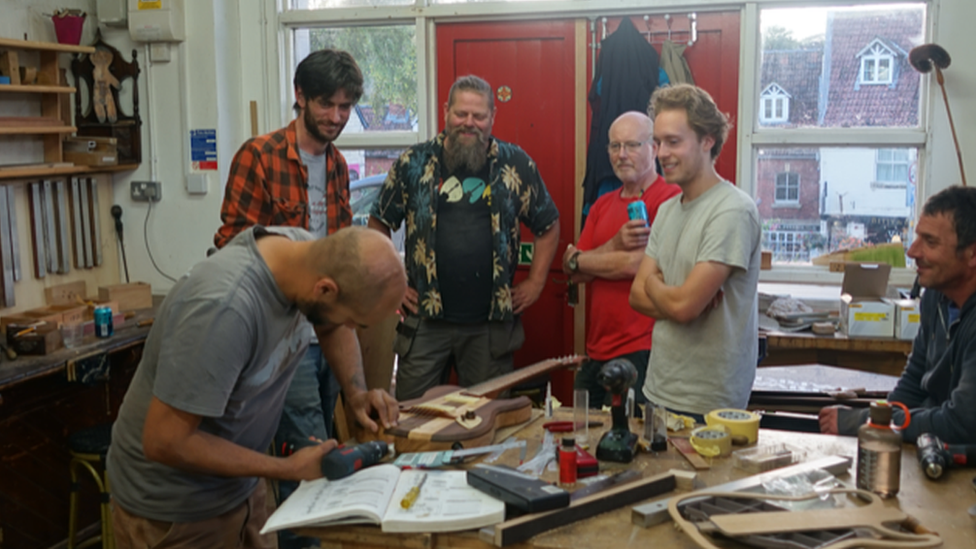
left=354, top=355, right=585, bottom=453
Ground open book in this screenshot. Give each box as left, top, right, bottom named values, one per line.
left=261, top=464, right=505, bottom=534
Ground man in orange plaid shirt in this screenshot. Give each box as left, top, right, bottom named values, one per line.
left=213, top=49, right=366, bottom=549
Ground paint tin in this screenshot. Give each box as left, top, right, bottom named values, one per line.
left=94, top=306, right=114, bottom=338
left=627, top=201, right=648, bottom=226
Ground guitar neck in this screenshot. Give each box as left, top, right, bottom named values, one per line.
left=465, top=355, right=585, bottom=399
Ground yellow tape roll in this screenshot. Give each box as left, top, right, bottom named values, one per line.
left=705, top=408, right=761, bottom=444
left=689, top=425, right=732, bottom=457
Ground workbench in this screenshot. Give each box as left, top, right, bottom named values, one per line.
left=0, top=305, right=154, bottom=549
left=763, top=330, right=914, bottom=377
left=301, top=411, right=976, bottom=549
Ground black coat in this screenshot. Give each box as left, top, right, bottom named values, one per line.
left=582, top=17, right=660, bottom=220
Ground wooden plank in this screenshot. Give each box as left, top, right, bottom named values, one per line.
left=78, top=178, right=93, bottom=267
left=0, top=116, right=65, bottom=127
left=0, top=36, right=95, bottom=54
left=54, top=179, right=71, bottom=273
left=669, top=437, right=710, bottom=470
left=87, top=178, right=102, bottom=266
left=27, top=182, right=47, bottom=279
left=0, top=84, right=76, bottom=94
left=0, top=185, right=14, bottom=307
left=480, top=472, right=676, bottom=547
left=70, top=177, right=85, bottom=269
left=41, top=180, right=59, bottom=274
left=8, top=185, right=22, bottom=281
left=0, top=163, right=139, bottom=182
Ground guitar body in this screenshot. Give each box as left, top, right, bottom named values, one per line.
left=353, top=355, right=585, bottom=453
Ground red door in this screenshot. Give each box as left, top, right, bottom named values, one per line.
left=437, top=21, right=578, bottom=402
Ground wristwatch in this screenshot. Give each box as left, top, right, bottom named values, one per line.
left=568, top=250, right=582, bottom=273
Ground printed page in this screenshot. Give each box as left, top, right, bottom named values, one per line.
left=261, top=464, right=400, bottom=534
left=380, top=469, right=505, bottom=533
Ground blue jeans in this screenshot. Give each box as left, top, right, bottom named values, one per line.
left=273, top=344, right=339, bottom=549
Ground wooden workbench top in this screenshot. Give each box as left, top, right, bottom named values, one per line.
left=764, top=330, right=913, bottom=354
left=302, top=411, right=976, bottom=549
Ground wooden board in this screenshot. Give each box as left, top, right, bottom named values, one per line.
left=669, top=437, right=710, bottom=470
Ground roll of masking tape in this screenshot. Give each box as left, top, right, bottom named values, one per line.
left=689, top=425, right=732, bottom=457
left=705, top=409, right=761, bottom=445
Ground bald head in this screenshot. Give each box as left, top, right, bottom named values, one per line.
left=309, top=227, right=406, bottom=314
left=608, top=111, right=658, bottom=188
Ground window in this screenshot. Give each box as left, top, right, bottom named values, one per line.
left=750, top=4, right=925, bottom=273
left=858, top=40, right=896, bottom=85
left=759, top=84, right=790, bottom=124
left=775, top=172, right=800, bottom=204
left=876, top=148, right=912, bottom=184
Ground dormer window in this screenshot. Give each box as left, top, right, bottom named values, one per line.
left=759, top=83, right=790, bottom=124
left=858, top=39, right=896, bottom=85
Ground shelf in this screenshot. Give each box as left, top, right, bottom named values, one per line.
left=0, top=84, right=76, bottom=94
left=0, top=163, right=139, bottom=182
left=0, top=37, right=94, bottom=55
left=0, top=125, right=76, bottom=135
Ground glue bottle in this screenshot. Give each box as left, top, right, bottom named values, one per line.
left=559, top=437, right=577, bottom=487
left=856, top=401, right=910, bottom=498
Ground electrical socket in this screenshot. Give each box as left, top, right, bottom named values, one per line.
left=131, top=181, right=162, bottom=202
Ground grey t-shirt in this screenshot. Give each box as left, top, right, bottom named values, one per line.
left=642, top=181, right=761, bottom=414
left=300, top=148, right=328, bottom=238
left=107, top=226, right=314, bottom=522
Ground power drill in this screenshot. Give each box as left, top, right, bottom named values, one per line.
left=595, top=358, right=640, bottom=463
left=281, top=439, right=389, bottom=480
left=916, top=433, right=976, bottom=480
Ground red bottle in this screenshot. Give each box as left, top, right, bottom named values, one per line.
left=559, top=437, right=577, bottom=486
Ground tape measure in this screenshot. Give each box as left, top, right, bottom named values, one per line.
left=705, top=409, right=761, bottom=444
left=689, top=425, right=732, bottom=457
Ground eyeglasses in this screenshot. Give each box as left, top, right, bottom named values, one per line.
left=607, top=141, right=649, bottom=154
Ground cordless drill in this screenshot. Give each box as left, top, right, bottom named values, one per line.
left=916, top=433, right=976, bottom=480
left=595, top=358, right=640, bottom=463
left=282, top=439, right=389, bottom=480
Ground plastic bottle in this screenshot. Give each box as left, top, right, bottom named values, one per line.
left=856, top=401, right=910, bottom=498
left=559, top=437, right=577, bottom=487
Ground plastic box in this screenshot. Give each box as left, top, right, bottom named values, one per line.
left=732, top=443, right=805, bottom=473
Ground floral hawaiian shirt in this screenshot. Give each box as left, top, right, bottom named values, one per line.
left=371, top=132, right=559, bottom=321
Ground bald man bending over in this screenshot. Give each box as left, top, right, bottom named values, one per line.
left=108, top=226, right=406, bottom=549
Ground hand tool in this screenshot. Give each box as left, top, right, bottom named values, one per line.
left=542, top=420, right=604, bottom=433
left=283, top=439, right=389, bottom=481
left=916, top=432, right=976, bottom=480
left=393, top=439, right=527, bottom=469
left=467, top=464, right=570, bottom=513
left=595, top=358, right=639, bottom=463
left=399, top=473, right=427, bottom=509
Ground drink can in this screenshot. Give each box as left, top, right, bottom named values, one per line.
left=627, top=201, right=648, bottom=226
left=94, top=306, right=114, bottom=338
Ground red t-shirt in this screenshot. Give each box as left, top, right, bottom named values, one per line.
left=577, top=176, right=680, bottom=360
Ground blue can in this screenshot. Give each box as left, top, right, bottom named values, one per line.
left=94, top=306, right=114, bottom=338
left=627, top=201, right=648, bottom=227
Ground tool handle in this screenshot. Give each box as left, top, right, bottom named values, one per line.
left=945, top=443, right=976, bottom=465
left=400, top=486, right=421, bottom=509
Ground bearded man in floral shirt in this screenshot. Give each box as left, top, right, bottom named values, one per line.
left=369, top=75, right=560, bottom=400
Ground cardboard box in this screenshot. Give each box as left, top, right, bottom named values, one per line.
left=99, top=282, right=152, bottom=312
left=64, top=136, right=118, bottom=166
left=7, top=321, right=63, bottom=355
left=840, top=263, right=894, bottom=338
left=893, top=298, right=921, bottom=341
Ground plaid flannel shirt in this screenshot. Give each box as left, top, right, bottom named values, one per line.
left=214, top=120, right=352, bottom=248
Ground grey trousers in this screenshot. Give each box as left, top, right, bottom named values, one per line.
left=394, top=316, right=524, bottom=401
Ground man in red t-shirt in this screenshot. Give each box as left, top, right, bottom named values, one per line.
left=562, top=111, right=680, bottom=409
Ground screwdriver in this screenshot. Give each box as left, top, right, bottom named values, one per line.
left=400, top=473, right=427, bottom=509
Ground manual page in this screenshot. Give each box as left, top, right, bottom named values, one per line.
left=380, top=469, right=505, bottom=533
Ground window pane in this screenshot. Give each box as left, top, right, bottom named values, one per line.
left=343, top=147, right=406, bottom=250
left=292, top=26, right=418, bottom=134
left=759, top=4, right=924, bottom=129
left=757, top=146, right=917, bottom=265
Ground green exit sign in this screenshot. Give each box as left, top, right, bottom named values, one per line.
left=519, top=243, right=534, bottom=265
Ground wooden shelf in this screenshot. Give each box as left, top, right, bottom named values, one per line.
left=0, top=125, right=76, bottom=135
left=0, top=37, right=94, bottom=55
left=0, top=162, right=139, bottom=182
left=0, top=84, right=76, bottom=94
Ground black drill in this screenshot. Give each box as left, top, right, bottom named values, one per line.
left=916, top=433, right=976, bottom=480
left=281, top=439, right=389, bottom=480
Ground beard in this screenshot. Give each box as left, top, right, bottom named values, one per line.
left=304, top=107, right=339, bottom=144
left=444, top=125, right=489, bottom=173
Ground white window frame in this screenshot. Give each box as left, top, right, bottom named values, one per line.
left=759, top=83, right=790, bottom=124
left=876, top=148, right=911, bottom=183
left=740, top=2, right=928, bottom=287
left=774, top=171, right=800, bottom=204
left=858, top=40, right=896, bottom=85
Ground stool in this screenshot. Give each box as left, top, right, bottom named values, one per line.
left=67, top=423, right=114, bottom=549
